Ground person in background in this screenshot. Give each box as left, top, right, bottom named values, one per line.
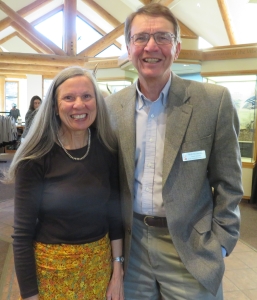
left=21, top=95, right=42, bottom=141
left=5, top=66, right=124, bottom=300
left=9, top=103, right=20, bottom=122
left=106, top=3, right=243, bottom=300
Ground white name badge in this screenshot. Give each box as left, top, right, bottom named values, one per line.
left=182, top=150, right=206, bottom=162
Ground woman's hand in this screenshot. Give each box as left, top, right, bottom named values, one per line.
left=106, top=261, right=124, bottom=300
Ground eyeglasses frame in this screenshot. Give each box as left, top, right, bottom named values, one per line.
left=130, top=32, right=177, bottom=46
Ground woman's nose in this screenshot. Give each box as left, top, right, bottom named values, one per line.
left=73, top=97, right=84, bottom=107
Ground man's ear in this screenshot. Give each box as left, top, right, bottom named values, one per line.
left=175, top=42, right=181, bottom=60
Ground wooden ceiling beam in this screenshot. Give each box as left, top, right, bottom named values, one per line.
left=16, top=32, right=44, bottom=53
left=0, top=52, right=86, bottom=67
left=10, top=22, right=55, bottom=54
left=77, top=12, right=121, bottom=49
left=31, top=5, right=63, bottom=27
left=139, top=0, right=152, bottom=4
left=0, top=63, right=65, bottom=73
left=217, top=0, right=236, bottom=45
left=0, top=0, right=66, bottom=56
left=63, top=0, right=77, bottom=56
left=139, top=0, right=174, bottom=6
left=77, top=23, right=124, bottom=57
left=0, top=0, right=53, bottom=31
left=178, top=20, right=198, bottom=39
left=159, top=0, right=175, bottom=6
left=81, top=0, right=120, bottom=27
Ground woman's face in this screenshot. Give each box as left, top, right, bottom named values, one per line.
left=33, top=99, right=41, bottom=110
left=56, top=76, right=97, bottom=134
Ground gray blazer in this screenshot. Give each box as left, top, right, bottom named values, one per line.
left=106, top=72, right=243, bottom=295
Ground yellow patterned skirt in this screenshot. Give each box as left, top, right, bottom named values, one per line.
left=20, top=234, right=112, bottom=300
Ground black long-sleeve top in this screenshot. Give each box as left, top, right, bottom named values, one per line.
left=12, top=128, right=123, bottom=298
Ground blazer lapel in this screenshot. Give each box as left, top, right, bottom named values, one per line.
left=163, top=73, right=193, bottom=186
left=117, top=84, right=137, bottom=195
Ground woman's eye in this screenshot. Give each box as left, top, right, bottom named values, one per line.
left=83, top=94, right=91, bottom=99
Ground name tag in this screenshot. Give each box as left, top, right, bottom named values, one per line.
left=182, top=150, right=206, bottom=162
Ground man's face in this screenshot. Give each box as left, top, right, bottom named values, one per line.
left=127, top=15, right=180, bottom=83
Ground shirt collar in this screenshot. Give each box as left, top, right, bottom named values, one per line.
left=136, top=74, right=171, bottom=109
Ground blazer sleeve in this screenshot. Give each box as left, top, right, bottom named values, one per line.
left=207, top=87, right=243, bottom=255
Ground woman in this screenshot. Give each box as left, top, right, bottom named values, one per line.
left=21, top=95, right=42, bottom=140
left=6, top=67, right=124, bottom=300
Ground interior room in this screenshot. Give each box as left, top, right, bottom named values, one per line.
left=0, top=1, right=257, bottom=299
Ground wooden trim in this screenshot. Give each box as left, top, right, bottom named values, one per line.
left=178, top=50, right=202, bottom=60
left=0, top=52, right=86, bottom=67
left=203, top=43, right=257, bottom=50
left=242, top=161, right=256, bottom=169
left=84, top=58, right=119, bottom=69
left=203, top=47, right=257, bottom=61
left=201, top=70, right=257, bottom=77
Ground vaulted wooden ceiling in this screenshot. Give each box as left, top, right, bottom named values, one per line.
left=0, top=0, right=256, bottom=78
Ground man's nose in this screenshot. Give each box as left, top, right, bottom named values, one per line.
left=145, top=35, right=159, bottom=49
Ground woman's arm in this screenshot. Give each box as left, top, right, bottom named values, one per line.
left=13, top=159, right=44, bottom=298
left=106, top=239, right=124, bottom=300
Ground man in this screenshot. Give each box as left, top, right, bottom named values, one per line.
left=106, top=3, right=243, bottom=300
left=9, top=103, right=20, bottom=122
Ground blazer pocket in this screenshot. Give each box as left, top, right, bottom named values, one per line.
left=194, top=212, right=212, bottom=234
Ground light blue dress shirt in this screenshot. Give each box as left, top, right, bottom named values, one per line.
left=134, top=76, right=171, bottom=217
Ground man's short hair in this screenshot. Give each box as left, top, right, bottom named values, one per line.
left=125, top=3, right=181, bottom=46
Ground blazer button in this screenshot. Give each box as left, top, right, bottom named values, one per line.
left=127, top=227, right=131, bottom=235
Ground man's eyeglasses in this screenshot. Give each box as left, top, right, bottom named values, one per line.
left=130, top=32, right=176, bottom=46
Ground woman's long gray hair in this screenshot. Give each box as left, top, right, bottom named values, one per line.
left=5, top=66, right=116, bottom=183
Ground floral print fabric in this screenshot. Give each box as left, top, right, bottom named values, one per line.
left=20, top=234, right=112, bottom=299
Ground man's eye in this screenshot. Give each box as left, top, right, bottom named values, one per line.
left=135, top=35, right=147, bottom=42
left=158, top=35, right=169, bottom=41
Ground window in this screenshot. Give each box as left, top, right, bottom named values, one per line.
left=5, top=81, right=18, bottom=112
left=34, top=11, right=122, bottom=57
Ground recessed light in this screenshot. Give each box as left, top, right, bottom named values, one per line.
left=197, top=3, right=201, bottom=7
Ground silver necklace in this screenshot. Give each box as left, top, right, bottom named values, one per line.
left=57, top=128, right=91, bottom=161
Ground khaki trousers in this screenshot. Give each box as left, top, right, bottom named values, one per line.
left=124, top=217, right=223, bottom=300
